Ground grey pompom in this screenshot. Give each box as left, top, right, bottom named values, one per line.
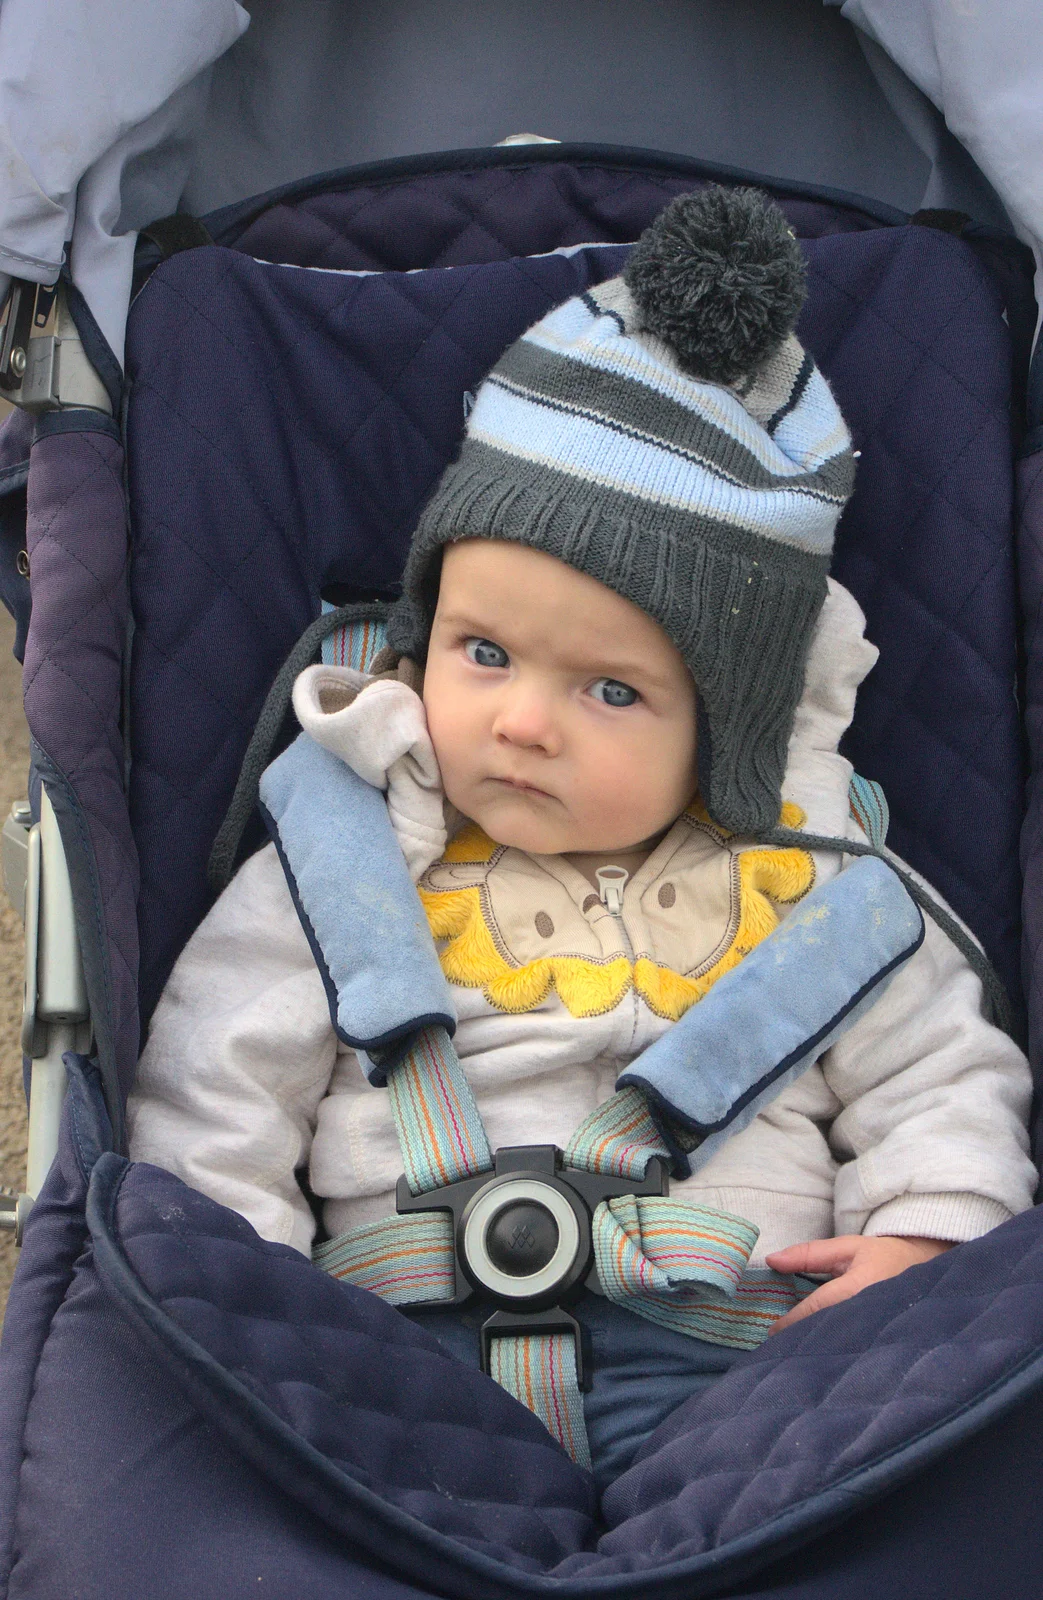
left=623, top=186, right=807, bottom=386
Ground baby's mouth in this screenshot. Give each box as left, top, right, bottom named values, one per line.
left=490, top=774, right=554, bottom=799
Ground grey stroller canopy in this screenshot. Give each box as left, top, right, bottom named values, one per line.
left=0, top=0, right=1040, bottom=368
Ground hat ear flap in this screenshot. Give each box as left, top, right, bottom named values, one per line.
left=387, top=544, right=446, bottom=666
left=695, top=689, right=716, bottom=824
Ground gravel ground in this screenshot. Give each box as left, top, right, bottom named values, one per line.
left=0, top=605, right=30, bottom=1316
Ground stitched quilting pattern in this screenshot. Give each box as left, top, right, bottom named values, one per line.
left=114, top=1165, right=597, bottom=1559
left=593, top=1202, right=1043, bottom=1563
left=820, top=231, right=1021, bottom=1019
left=109, top=1160, right=1043, bottom=1582
left=222, top=161, right=891, bottom=275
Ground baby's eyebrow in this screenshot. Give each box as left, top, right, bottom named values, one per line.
left=433, top=608, right=493, bottom=632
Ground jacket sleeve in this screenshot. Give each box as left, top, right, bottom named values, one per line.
left=823, top=900, right=1037, bottom=1243
left=127, top=841, right=339, bottom=1256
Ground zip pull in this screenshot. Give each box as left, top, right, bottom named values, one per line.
left=596, top=866, right=629, bottom=915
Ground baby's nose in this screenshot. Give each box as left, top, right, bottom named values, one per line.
left=491, top=687, right=562, bottom=754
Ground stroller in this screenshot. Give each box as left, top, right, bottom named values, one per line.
left=1, top=4, right=1043, bottom=1595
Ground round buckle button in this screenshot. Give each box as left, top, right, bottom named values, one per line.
left=486, top=1200, right=559, bottom=1277
left=460, top=1175, right=585, bottom=1302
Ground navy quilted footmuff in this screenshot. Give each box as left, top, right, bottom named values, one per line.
left=2, top=149, right=1043, bottom=1599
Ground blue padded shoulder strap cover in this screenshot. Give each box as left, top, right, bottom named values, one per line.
left=619, top=856, right=925, bottom=1176
left=259, top=732, right=454, bottom=1064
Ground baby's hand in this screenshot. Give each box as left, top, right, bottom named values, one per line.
left=764, top=1235, right=954, bottom=1334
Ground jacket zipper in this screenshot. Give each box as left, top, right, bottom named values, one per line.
left=596, top=866, right=640, bottom=1045
left=597, top=866, right=634, bottom=955
left=596, top=865, right=629, bottom=917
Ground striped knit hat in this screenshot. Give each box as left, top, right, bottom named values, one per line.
left=387, top=187, right=856, bottom=837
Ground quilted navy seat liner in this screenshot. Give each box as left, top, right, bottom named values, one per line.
left=204, top=147, right=906, bottom=276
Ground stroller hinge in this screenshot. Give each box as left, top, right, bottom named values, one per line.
left=0, top=279, right=111, bottom=415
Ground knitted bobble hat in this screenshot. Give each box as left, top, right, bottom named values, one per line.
left=387, top=186, right=856, bottom=837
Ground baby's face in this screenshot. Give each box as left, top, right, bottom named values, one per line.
left=423, top=540, right=698, bottom=855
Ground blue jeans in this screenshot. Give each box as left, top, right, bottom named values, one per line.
left=404, top=1290, right=741, bottom=1492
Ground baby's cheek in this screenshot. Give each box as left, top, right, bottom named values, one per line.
left=429, top=734, right=472, bottom=811
left=583, top=730, right=692, bottom=833
left=424, top=689, right=469, bottom=785
left=572, top=762, right=658, bottom=840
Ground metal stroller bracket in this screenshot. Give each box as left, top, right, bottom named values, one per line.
left=0, top=273, right=108, bottom=1243
left=0, top=790, right=91, bottom=1243
left=0, top=278, right=111, bottom=414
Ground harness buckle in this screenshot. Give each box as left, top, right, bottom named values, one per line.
left=396, top=1143, right=669, bottom=1377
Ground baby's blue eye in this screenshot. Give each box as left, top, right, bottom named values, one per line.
left=465, top=638, right=510, bottom=669
left=590, top=677, right=639, bottom=707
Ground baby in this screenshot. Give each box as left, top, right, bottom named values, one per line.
left=129, top=188, right=1035, bottom=1487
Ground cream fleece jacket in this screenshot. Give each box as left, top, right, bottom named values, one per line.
left=128, top=580, right=1037, bottom=1264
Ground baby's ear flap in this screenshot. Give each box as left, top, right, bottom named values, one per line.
left=369, top=645, right=424, bottom=695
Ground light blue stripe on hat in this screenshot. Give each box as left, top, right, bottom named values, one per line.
left=526, top=291, right=608, bottom=348
left=774, top=367, right=853, bottom=470
left=470, top=388, right=844, bottom=554
left=520, top=325, right=824, bottom=471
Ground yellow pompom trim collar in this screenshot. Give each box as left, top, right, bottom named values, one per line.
left=420, top=808, right=814, bottom=1022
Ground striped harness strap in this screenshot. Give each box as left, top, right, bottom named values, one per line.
left=848, top=773, right=889, bottom=850
left=566, top=1089, right=810, bottom=1347
left=315, top=1027, right=811, bottom=1469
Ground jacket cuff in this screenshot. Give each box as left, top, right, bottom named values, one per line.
left=863, top=1191, right=1013, bottom=1243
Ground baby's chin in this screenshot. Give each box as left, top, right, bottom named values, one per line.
left=464, top=802, right=574, bottom=856
left=448, top=784, right=572, bottom=854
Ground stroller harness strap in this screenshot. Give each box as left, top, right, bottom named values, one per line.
left=263, top=719, right=925, bottom=1464
left=385, top=1023, right=493, bottom=1192
left=314, top=1049, right=797, bottom=1468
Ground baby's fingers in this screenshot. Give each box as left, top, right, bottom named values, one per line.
left=765, top=1236, right=861, bottom=1276
left=769, top=1271, right=867, bottom=1335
